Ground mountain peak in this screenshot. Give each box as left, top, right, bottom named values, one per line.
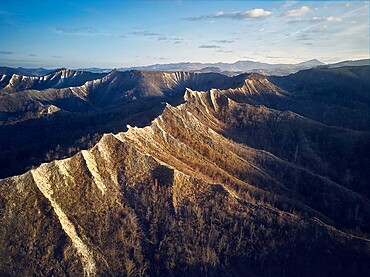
left=297, top=59, right=325, bottom=67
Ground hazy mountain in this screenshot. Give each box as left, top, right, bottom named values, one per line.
left=77, top=67, right=113, bottom=73
left=118, top=59, right=325, bottom=76
left=0, top=65, right=369, bottom=276
left=4, top=59, right=367, bottom=78
left=326, top=59, right=370, bottom=68
left=0, top=66, right=54, bottom=77
left=296, top=58, right=325, bottom=67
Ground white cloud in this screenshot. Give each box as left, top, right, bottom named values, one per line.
left=282, top=6, right=310, bottom=17
left=311, top=16, right=343, bottom=23
left=213, top=40, right=234, bottom=43
left=286, top=18, right=304, bottom=24
left=245, top=9, right=273, bottom=18
left=0, top=51, right=14, bottom=55
left=283, top=1, right=298, bottom=7
left=309, top=26, right=329, bottom=33
left=199, top=44, right=220, bottom=49
left=216, top=49, right=234, bottom=54
left=55, top=27, right=100, bottom=35
left=186, top=8, right=272, bottom=20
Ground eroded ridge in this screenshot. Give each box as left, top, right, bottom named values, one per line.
left=31, top=164, right=97, bottom=277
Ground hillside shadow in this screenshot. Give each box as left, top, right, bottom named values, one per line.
left=0, top=99, right=167, bottom=179
left=151, top=165, right=174, bottom=188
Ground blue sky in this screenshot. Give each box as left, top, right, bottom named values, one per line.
left=0, top=0, right=368, bottom=68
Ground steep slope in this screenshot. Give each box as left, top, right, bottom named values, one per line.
left=117, top=88, right=370, bottom=230
left=196, top=73, right=370, bottom=198
left=0, top=70, right=245, bottom=179
left=1, top=84, right=370, bottom=276
left=268, top=66, right=370, bottom=131
left=81, top=70, right=245, bottom=107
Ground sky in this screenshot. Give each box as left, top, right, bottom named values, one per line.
left=0, top=0, right=369, bottom=68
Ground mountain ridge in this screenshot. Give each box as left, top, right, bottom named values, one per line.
left=1, top=76, right=369, bottom=275
left=0, top=66, right=369, bottom=182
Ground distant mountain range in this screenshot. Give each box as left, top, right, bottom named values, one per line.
left=114, top=58, right=369, bottom=76
left=117, top=58, right=326, bottom=76
left=2, top=59, right=369, bottom=78
left=0, top=67, right=54, bottom=77
left=325, top=59, right=370, bottom=68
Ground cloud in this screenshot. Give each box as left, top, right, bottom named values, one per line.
left=216, top=49, right=234, bottom=54
left=260, top=19, right=327, bottom=48
left=52, top=55, right=63, bottom=59
left=83, top=7, right=105, bottom=17
left=186, top=8, right=272, bottom=21
left=286, top=18, right=304, bottom=24
left=232, top=30, right=245, bottom=34
left=213, top=39, right=234, bottom=43
left=144, top=56, right=167, bottom=61
left=311, top=16, right=342, bottom=23
left=55, top=27, right=99, bottom=35
left=242, top=9, right=273, bottom=18
left=29, top=54, right=37, bottom=57
left=309, top=26, right=329, bottom=33
left=172, top=38, right=184, bottom=43
left=283, top=1, right=298, bottom=7
left=199, top=45, right=220, bottom=49
left=157, top=36, right=184, bottom=43
left=132, top=30, right=186, bottom=42
left=0, top=9, right=20, bottom=26
left=0, top=51, right=13, bottom=55
left=266, top=55, right=292, bottom=59
left=55, top=26, right=128, bottom=39
left=281, top=6, right=309, bottom=17
left=295, top=34, right=312, bottom=41
left=131, top=31, right=160, bottom=36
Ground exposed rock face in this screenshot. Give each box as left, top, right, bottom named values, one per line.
left=0, top=69, right=105, bottom=94
left=1, top=74, right=370, bottom=276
